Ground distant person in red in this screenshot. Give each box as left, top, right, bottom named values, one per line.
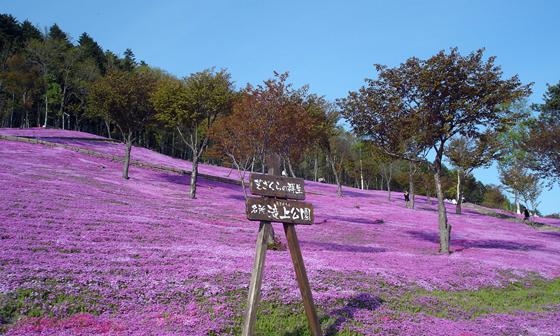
left=404, top=190, right=410, bottom=207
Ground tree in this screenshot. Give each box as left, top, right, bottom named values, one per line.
left=481, top=184, right=511, bottom=210
left=520, top=174, right=543, bottom=216
left=1, top=52, right=41, bottom=127
left=26, top=36, right=68, bottom=127
left=340, top=48, right=531, bottom=254
left=0, top=14, right=21, bottom=56
left=497, top=102, right=533, bottom=214
left=121, top=48, right=136, bottom=72
left=339, top=58, right=430, bottom=208
left=66, top=56, right=100, bottom=130
left=77, top=32, right=106, bottom=74
left=445, top=134, right=501, bottom=214
left=20, top=20, right=42, bottom=42
left=526, top=82, right=560, bottom=185
left=325, top=127, right=352, bottom=197
left=48, top=24, right=70, bottom=45
left=499, top=160, right=537, bottom=214
left=87, top=70, right=157, bottom=179
left=152, top=68, right=234, bottom=198
left=211, top=92, right=260, bottom=200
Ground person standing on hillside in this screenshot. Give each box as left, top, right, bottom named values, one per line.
left=404, top=190, right=410, bottom=207
left=523, top=207, right=531, bottom=222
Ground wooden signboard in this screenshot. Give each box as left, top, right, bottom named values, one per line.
left=242, top=173, right=321, bottom=336
left=246, top=197, right=314, bottom=225
left=249, top=173, right=305, bottom=200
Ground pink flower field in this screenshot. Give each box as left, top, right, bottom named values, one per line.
left=1, top=129, right=559, bottom=335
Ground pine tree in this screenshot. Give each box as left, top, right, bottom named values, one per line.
left=20, top=20, right=42, bottom=43
left=78, top=32, right=106, bottom=74
left=121, top=48, right=136, bottom=71
left=48, top=24, right=69, bottom=43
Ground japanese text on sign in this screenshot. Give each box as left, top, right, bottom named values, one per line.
left=246, top=198, right=314, bottom=225
left=249, top=174, right=305, bottom=200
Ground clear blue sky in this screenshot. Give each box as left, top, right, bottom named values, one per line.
left=3, top=0, right=559, bottom=214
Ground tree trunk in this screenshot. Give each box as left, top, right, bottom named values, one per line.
left=313, top=155, right=318, bottom=182
left=382, top=163, right=392, bottom=201
left=328, top=155, right=342, bottom=197
left=287, top=157, right=296, bottom=178
left=171, top=132, right=175, bottom=157
left=456, top=170, right=463, bottom=214
left=59, top=85, right=67, bottom=129
left=189, top=153, right=198, bottom=199
left=515, top=194, right=521, bottom=214
left=9, top=93, right=14, bottom=128
left=105, top=120, right=112, bottom=139
left=122, top=134, right=133, bottom=179
left=360, top=157, right=364, bottom=190
left=434, top=154, right=451, bottom=254
left=386, top=177, right=391, bottom=200
left=408, top=161, right=415, bottom=209
left=43, top=93, right=48, bottom=128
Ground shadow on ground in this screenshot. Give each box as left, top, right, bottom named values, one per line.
left=323, top=293, right=384, bottom=335
left=301, top=240, right=386, bottom=253
left=406, top=230, right=542, bottom=251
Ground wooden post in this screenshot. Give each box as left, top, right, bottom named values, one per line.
left=242, top=221, right=272, bottom=336
left=243, top=169, right=320, bottom=335
left=283, top=223, right=321, bottom=336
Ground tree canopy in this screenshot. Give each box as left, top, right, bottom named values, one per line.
left=340, top=48, right=531, bottom=253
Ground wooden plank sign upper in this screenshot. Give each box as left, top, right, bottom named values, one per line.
left=246, top=197, right=314, bottom=225
left=249, top=173, right=305, bottom=200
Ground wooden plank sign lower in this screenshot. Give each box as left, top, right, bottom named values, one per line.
left=249, top=173, right=305, bottom=200
left=246, top=197, right=314, bottom=225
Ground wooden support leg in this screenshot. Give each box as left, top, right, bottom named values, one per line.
left=242, top=221, right=272, bottom=336
left=283, top=223, right=322, bottom=336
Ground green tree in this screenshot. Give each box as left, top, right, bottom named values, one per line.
left=499, top=158, right=540, bottom=214
left=48, top=24, right=71, bottom=46
left=26, top=36, right=68, bottom=127
left=20, top=20, right=42, bottom=42
left=151, top=68, right=234, bottom=198
left=326, top=126, right=352, bottom=197
left=340, top=48, right=531, bottom=254
left=481, top=185, right=512, bottom=210
left=445, top=134, right=501, bottom=214
left=77, top=32, right=106, bottom=74
left=526, top=82, right=560, bottom=185
left=87, top=70, right=158, bottom=179
left=520, top=174, right=543, bottom=216
left=121, top=48, right=136, bottom=72
left=497, top=101, right=534, bottom=214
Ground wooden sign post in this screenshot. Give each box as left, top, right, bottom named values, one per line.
left=242, top=173, right=321, bottom=336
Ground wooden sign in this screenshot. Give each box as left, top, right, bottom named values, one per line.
left=242, top=171, right=320, bottom=336
left=249, top=173, right=305, bottom=200
left=246, top=197, right=314, bottom=225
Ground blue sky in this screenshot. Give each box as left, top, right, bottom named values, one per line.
left=3, top=0, right=559, bottom=214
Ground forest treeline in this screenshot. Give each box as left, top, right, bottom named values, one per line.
left=1, top=14, right=559, bottom=252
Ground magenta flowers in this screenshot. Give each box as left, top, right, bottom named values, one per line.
left=1, top=128, right=559, bottom=335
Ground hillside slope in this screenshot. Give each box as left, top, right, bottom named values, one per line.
left=1, top=129, right=559, bottom=335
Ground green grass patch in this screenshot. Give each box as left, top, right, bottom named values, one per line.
left=225, top=300, right=362, bottom=336
left=0, top=282, right=107, bottom=332
left=391, top=277, right=560, bottom=319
